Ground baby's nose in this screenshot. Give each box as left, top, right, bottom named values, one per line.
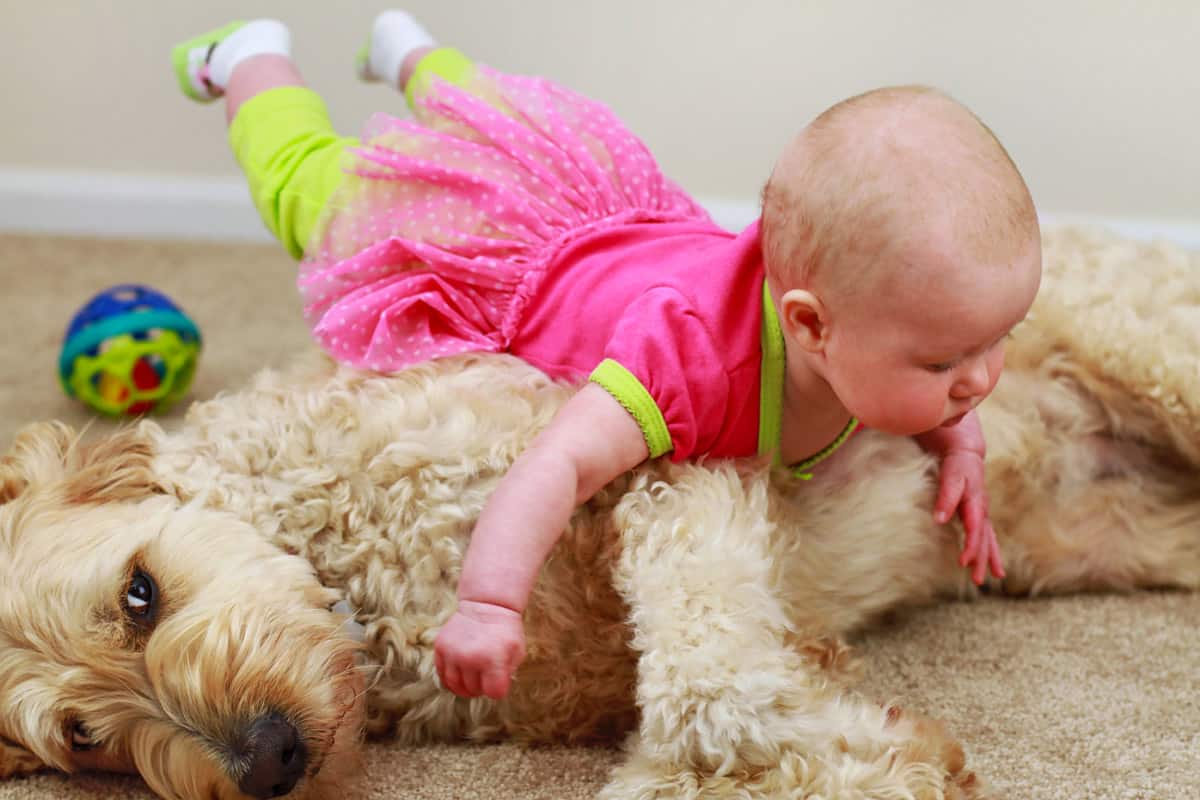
left=952, top=358, right=992, bottom=399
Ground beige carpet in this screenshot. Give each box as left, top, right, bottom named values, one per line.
left=0, top=233, right=1196, bottom=799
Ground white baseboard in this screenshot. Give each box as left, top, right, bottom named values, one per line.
left=0, top=168, right=276, bottom=244
left=2, top=167, right=1197, bottom=251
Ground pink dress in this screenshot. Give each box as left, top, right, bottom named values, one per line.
left=300, top=66, right=769, bottom=460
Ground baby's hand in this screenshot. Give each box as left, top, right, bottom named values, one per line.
left=933, top=449, right=1005, bottom=585
left=434, top=599, right=526, bottom=699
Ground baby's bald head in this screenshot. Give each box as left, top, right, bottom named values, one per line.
left=761, top=86, right=1039, bottom=305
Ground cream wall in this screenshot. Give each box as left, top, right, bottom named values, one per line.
left=2, top=0, right=1197, bottom=234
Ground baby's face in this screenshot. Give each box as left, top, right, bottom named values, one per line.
left=816, top=233, right=1042, bottom=436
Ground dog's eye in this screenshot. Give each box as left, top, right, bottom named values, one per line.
left=124, top=569, right=158, bottom=626
left=68, top=720, right=97, bottom=752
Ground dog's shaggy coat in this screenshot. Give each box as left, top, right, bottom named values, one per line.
left=0, top=228, right=1197, bottom=799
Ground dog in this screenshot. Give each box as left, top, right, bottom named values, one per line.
left=1, top=227, right=1197, bottom=799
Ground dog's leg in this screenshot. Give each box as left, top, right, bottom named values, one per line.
left=996, top=450, right=1200, bottom=596
left=982, top=374, right=1200, bottom=596
left=0, top=740, right=47, bottom=779
left=601, top=462, right=984, bottom=799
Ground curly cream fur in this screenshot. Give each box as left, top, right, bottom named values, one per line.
left=0, top=227, right=1197, bottom=799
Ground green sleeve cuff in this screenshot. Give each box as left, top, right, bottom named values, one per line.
left=589, top=359, right=673, bottom=458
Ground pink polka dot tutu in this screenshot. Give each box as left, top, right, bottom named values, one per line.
left=300, top=67, right=710, bottom=373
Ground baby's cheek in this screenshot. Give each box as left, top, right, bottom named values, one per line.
left=865, top=389, right=942, bottom=435
left=985, top=348, right=1006, bottom=393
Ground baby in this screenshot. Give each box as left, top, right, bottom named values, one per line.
left=173, top=11, right=1042, bottom=701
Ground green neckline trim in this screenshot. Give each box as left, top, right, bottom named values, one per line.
left=788, top=415, right=860, bottom=479
left=757, top=281, right=858, bottom=480
left=757, top=281, right=786, bottom=458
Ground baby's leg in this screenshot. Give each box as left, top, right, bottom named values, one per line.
left=222, top=55, right=304, bottom=126
left=172, top=20, right=295, bottom=119
left=172, top=21, right=356, bottom=258
left=357, top=10, right=435, bottom=91
left=358, top=10, right=476, bottom=109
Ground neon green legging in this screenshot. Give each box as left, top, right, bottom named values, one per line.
left=228, top=47, right=476, bottom=259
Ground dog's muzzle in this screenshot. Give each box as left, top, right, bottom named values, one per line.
left=237, top=712, right=308, bottom=799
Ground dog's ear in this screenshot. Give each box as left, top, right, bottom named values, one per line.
left=0, top=460, right=26, bottom=505
left=0, top=421, right=75, bottom=505
left=0, top=422, right=162, bottom=506
left=0, top=738, right=49, bottom=778
left=63, top=427, right=163, bottom=505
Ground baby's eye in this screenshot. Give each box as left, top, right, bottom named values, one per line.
left=924, top=361, right=956, bottom=373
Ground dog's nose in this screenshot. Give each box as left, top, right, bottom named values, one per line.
left=238, top=712, right=308, bottom=799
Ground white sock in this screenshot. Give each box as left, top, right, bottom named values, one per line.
left=362, top=10, right=436, bottom=86
left=208, top=19, right=292, bottom=90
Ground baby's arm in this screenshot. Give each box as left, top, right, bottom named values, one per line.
left=434, top=382, right=650, bottom=699
left=913, top=410, right=1005, bottom=585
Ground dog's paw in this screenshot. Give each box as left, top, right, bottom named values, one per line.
left=788, top=632, right=863, bottom=686
left=0, top=740, right=48, bottom=779
left=885, top=706, right=988, bottom=799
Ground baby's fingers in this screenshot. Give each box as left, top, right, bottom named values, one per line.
left=460, top=667, right=483, bottom=698
left=968, top=523, right=1005, bottom=585
left=965, top=514, right=992, bottom=584
left=442, top=662, right=467, bottom=696
left=959, top=524, right=979, bottom=569
left=986, top=525, right=1006, bottom=580
left=957, top=490, right=989, bottom=565
left=481, top=665, right=513, bottom=700
left=934, top=472, right=966, bottom=524
left=481, top=637, right=526, bottom=699
left=971, top=542, right=989, bottom=586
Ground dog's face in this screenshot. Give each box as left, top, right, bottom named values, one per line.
left=0, top=423, right=365, bottom=799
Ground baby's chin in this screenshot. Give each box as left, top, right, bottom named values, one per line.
left=851, top=413, right=941, bottom=437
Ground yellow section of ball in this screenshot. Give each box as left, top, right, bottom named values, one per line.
left=96, top=371, right=130, bottom=405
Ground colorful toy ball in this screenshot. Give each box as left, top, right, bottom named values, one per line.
left=59, top=284, right=202, bottom=416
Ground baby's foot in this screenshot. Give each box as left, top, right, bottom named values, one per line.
left=171, top=19, right=291, bottom=102
left=356, top=10, right=436, bottom=87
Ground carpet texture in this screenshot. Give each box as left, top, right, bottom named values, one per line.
left=0, top=233, right=1196, bottom=799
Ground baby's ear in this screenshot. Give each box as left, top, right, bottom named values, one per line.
left=778, top=288, right=829, bottom=352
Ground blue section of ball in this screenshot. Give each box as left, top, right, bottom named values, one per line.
left=65, top=284, right=185, bottom=343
